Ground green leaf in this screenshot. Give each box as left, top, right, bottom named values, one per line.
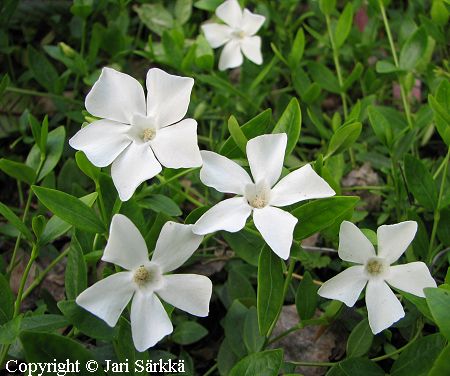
left=399, top=27, right=428, bottom=70
left=27, top=45, right=61, bottom=93
left=327, top=358, right=384, bottom=376
left=26, top=126, right=66, bottom=181
left=292, top=196, right=359, bottom=240
left=193, top=0, right=222, bottom=11
left=0, top=158, right=36, bottom=184
left=70, top=0, right=93, bottom=18
left=172, top=321, right=208, bottom=345
left=138, top=194, right=182, bottom=216
left=0, top=74, right=10, bottom=98
left=343, top=62, right=363, bottom=91
left=228, top=268, right=256, bottom=307
left=65, top=236, right=87, bottom=301
left=375, top=60, right=404, bottom=74
left=243, top=307, right=265, bottom=353
left=272, top=98, right=302, bottom=157
left=0, top=316, right=21, bottom=344
left=223, top=301, right=248, bottom=358
left=319, top=0, right=336, bottom=15
left=220, top=109, right=272, bottom=158
left=0, top=201, right=34, bottom=241
left=367, top=106, right=393, bottom=147
left=307, top=62, right=341, bottom=94
left=295, top=271, right=318, bottom=321
left=134, top=3, right=174, bottom=36
left=429, top=80, right=450, bottom=146
left=335, top=3, right=353, bottom=48
left=32, top=186, right=105, bottom=233
left=0, top=273, right=14, bottom=325
left=75, top=151, right=101, bottom=182
left=58, top=300, right=118, bottom=340
left=390, top=333, right=445, bottom=376
left=429, top=344, right=450, bottom=376
left=326, top=122, right=362, bottom=158
left=425, top=287, right=450, bottom=340
left=175, top=0, right=192, bottom=24
left=223, top=229, right=264, bottom=266
left=288, top=28, right=305, bottom=68
left=257, top=245, right=284, bottom=336
left=20, top=331, right=104, bottom=375
left=404, top=155, right=439, bottom=210
left=229, top=349, right=283, bottom=376
left=21, top=314, right=69, bottom=332
left=346, top=319, right=374, bottom=358
left=228, top=115, right=248, bottom=154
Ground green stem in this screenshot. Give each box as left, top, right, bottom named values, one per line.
left=291, top=360, right=336, bottom=367
left=202, top=363, right=218, bottom=376
left=377, top=0, right=413, bottom=130
left=5, top=87, right=82, bottom=105
left=428, top=147, right=450, bottom=260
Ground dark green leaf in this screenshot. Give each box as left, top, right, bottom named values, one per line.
left=272, top=98, right=302, bottom=157
left=27, top=46, right=61, bottom=93
left=0, top=273, right=14, bottom=325
left=327, top=358, right=384, bottom=376
left=425, top=287, right=450, bottom=340
left=399, top=27, right=428, bottom=70
left=428, top=344, right=450, bottom=376
left=326, top=122, right=362, bottom=158
left=243, top=307, right=265, bottom=353
left=172, top=321, right=208, bottom=345
left=134, top=4, right=174, bottom=36
left=228, top=115, right=248, bottom=154
left=335, top=3, right=353, bottom=48
left=307, top=62, right=341, bottom=94
left=65, top=236, right=87, bottom=300
left=295, top=271, right=318, bottom=321
left=138, top=194, right=182, bottom=216
left=21, top=314, right=69, bottom=332
left=0, top=201, right=34, bottom=241
left=0, top=158, right=36, bottom=184
left=346, top=319, right=373, bottom=358
left=229, top=349, right=283, bottom=376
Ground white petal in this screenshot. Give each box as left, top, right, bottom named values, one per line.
left=270, top=164, right=335, bottom=207
left=199, top=151, right=252, bottom=195
left=149, top=119, right=202, bottom=169
left=241, top=36, right=263, bottom=65
left=192, top=197, right=252, bottom=235
left=377, top=221, right=418, bottom=264
left=157, top=274, right=212, bottom=316
left=242, top=8, right=265, bottom=35
left=385, top=262, right=436, bottom=298
left=247, top=133, right=287, bottom=188
left=131, top=291, right=173, bottom=352
left=146, top=68, right=194, bottom=128
left=337, top=221, right=376, bottom=264
left=202, top=23, right=232, bottom=48
left=151, top=222, right=203, bottom=273
left=253, top=206, right=298, bottom=260
left=68, top=119, right=132, bottom=168
left=318, top=266, right=367, bottom=307
left=102, top=214, right=149, bottom=270
left=76, top=272, right=134, bottom=327
left=85, top=67, right=146, bottom=124
left=216, top=0, right=242, bottom=28
left=218, top=40, right=243, bottom=70
left=111, top=143, right=162, bottom=201
left=366, top=279, right=405, bottom=334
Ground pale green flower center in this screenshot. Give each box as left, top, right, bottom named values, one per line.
left=365, top=258, right=386, bottom=276
left=232, top=30, right=246, bottom=39
left=133, top=265, right=152, bottom=286
left=142, top=128, right=156, bottom=142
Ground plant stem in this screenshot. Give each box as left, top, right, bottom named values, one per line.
left=377, top=0, right=413, bottom=130
left=428, top=147, right=450, bottom=261
left=5, top=87, right=82, bottom=105
left=202, top=363, right=218, bottom=376
left=291, top=360, right=336, bottom=367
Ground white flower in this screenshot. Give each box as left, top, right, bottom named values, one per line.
left=318, top=221, right=437, bottom=334
left=192, top=133, right=335, bottom=259
left=76, top=214, right=212, bottom=352
left=202, top=0, right=265, bottom=70
left=69, top=67, right=202, bottom=201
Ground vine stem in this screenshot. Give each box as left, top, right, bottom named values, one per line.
left=428, top=147, right=450, bottom=261
left=377, top=0, right=413, bottom=130
left=5, top=87, right=82, bottom=105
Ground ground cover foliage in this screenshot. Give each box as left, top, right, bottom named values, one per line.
left=0, top=0, right=449, bottom=375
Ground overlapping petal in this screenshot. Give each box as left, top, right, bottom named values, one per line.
left=247, top=133, right=287, bottom=188
left=131, top=291, right=173, bottom=352
left=157, top=274, right=212, bottom=317
left=216, top=0, right=242, bottom=28
left=202, top=23, right=232, bottom=48
left=68, top=120, right=131, bottom=168
left=270, top=164, right=335, bottom=207
left=111, top=143, right=162, bottom=201
left=253, top=206, right=297, bottom=260
left=76, top=272, right=135, bottom=327
left=318, top=266, right=368, bottom=307
left=241, top=8, right=265, bottom=35
left=85, top=67, right=146, bottom=124
left=151, top=222, right=203, bottom=273
left=241, top=36, right=263, bottom=65
left=377, top=221, right=418, bottom=263
left=365, top=279, right=405, bottom=334
left=219, top=39, right=243, bottom=71
left=102, top=214, right=149, bottom=270
left=149, top=119, right=202, bottom=169
left=199, top=151, right=252, bottom=195
left=193, top=197, right=252, bottom=235
left=386, top=262, right=436, bottom=297
left=337, top=221, right=376, bottom=264
left=146, top=68, right=194, bottom=128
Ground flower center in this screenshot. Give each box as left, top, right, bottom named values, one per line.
left=142, top=128, right=156, bottom=142
left=232, top=30, right=246, bottom=39
left=250, top=195, right=268, bottom=209
left=245, top=181, right=271, bottom=209
left=365, top=257, right=387, bottom=277
left=133, top=265, right=152, bottom=286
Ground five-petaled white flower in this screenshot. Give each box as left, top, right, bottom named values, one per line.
left=69, top=67, right=202, bottom=201
left=202, top=0, right=265, bottom=71
left=76, top=214, right=212, bottom=352
left=318, top=221, right=437, bottom=334
left=192, top=133, right=335, bottom=259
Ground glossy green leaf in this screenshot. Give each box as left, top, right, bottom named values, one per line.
left=65, top=236, right=87, bottom=301
left=335, top=3, right=353, bottom=48
left=288, top=28, right=305, bottom=68
left=295, top=271, right=318, bottom=321
left=228, top=115, right=248, bottom=154
left=346, top=319, right=373, bottom=358
left=326, top=122, right=362, bottom=158
left=425, top=287, right=450, bottom=340
left=428, top=343, right=450, bottom=376
left=134, top=3, right=173, bottom=36
left=32, top=186, right=105, bottom=233
left=172, top=321, right=208, bottom=345
left=319, top=0, right=336, bottom=15
left=27, top=45, right=61, bottom=93
left=368, top=105, right=393, bottom=147
left=399, top=27, right=428, bottom=70
left=243, top=307, right=265, bottom=353
left=257, top=245, right=284, bottom=336
left=327, top=358, right=384, bottom=376
left=0, top=201, right=34, bottom=241
left=138, top=194, right=182, bottom=216
left=229, top=349, right=283, bottom=376
left=308, top=62, right=341, bottom=94
left=0, top=158, right=36, bottom=184
left=272, top=98, right=302, bottom=157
